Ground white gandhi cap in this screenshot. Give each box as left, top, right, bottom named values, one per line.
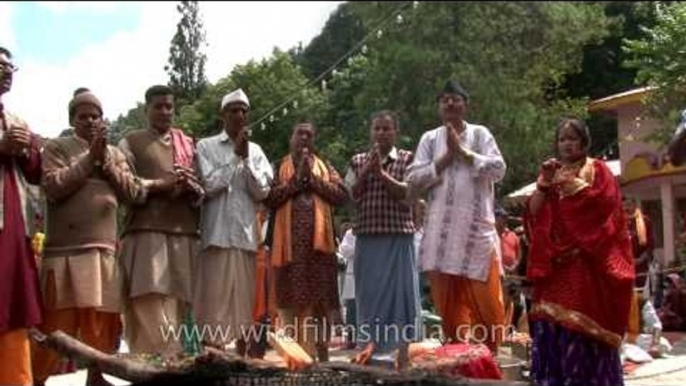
left=221, top=88, right=250, bottom=110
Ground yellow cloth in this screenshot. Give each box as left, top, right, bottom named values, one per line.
left=272, top=154, right=335, bottom=267
left=31, top=232, right=45, bottom=256
left=551, top=157, right=595, bottom=198
left=634, top=209, right=648, bottom=247
left=0, top=329, right=32, bottom=386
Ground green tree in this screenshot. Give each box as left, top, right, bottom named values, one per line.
left=108, top=103, right=146, bottom=144
left=322, top=1, right=612, bottom=195
left=295, top=3, right=367, bottom=80
left=624, top=2, right=686, bottom=142
left=563, top=1, right=659, bottom=100
left=176, top=50, right=327, bottom=161
left=165, top=1, right=208, bottom=108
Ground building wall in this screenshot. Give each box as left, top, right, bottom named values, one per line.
left=616, top=102, right=664, bottom=171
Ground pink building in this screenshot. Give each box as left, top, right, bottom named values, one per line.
left=589, top=87, right=686, bottom=266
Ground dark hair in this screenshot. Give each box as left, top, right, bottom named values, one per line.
left=145, top=85, right=174, bottom=105
left=292, top=119, right=317, bottom=133
left=555, top=117, right=591, bottom=156
left=73, top=87, right=91, bottom=97
left=370, top=110, right=400, bottom=131
left=0, top=47, right=12, bottom=59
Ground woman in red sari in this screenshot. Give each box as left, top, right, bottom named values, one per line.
left=525, top=118, right=634, bottom=386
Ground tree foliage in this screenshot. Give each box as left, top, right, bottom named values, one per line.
left=319, top=1, right=612, bottom=195
left=563, top=1, right=659, bottom=100
left=176, top=50, right=327, bottom=161
left=109, top=103, right=146, bottom=144
left=624, top=2, right=686, bottom=142
left=166, top=1, right=208, bottom=108
left=296, top=3, right=366, bottom=80
left=114, top=1, right=635, bottom=197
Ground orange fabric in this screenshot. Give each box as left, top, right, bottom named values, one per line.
left=253, top=246, right=267, bottom=321
left=32, top=308, right=121, bottom=382
left=32, top=271, right=121, bottom=383
left=633, top=209, right=648, bottom=247
left=278, top=304, right=332, bottom=358
left=0, top=328, right=32, bottom=386
left=253, top=212, right=277, bottom=323
left=272, top=154, right=335, bottom=267
left=428, top=254, right=505, bottom=353
left=627, top=291, right=641, bottom=344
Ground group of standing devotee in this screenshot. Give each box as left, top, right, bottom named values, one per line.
left=0, top=44, right=639, bottom=386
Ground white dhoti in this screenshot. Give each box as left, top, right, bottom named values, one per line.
left=193, top=247, right=256, bottom=344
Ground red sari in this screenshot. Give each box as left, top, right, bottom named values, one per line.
left=525, top=158, right=634, bottom=348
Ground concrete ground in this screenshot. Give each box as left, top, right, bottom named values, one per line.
left=625, top=332, right=686, bottom=386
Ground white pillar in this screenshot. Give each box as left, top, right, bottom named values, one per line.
left=661, top=181, right=675, bottom=265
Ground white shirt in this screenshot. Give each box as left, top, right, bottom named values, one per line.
left=338, top=229, right=356, bottom=300
left=407, top=122, right=506, bottom=281
left=196, top=131, right=273, bottom=252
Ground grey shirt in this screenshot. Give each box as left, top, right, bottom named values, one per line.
left=196, top=131, right=273, bottom=252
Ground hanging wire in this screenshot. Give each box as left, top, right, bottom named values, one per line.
left=248, top=1, right=415, bottom=131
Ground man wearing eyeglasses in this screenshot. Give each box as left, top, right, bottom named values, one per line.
left=0, top=46, right=43, bottom=386
left=194, top=89, right=273, bottom=356
left=407, top=80, right=507, bottom=353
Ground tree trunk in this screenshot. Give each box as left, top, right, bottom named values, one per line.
left=29, top=328, right=169, bottom=383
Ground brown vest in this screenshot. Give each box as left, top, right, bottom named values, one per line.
left=123, top=129, right=199, bottom=235
left=44, top=137, right=119, bottom=252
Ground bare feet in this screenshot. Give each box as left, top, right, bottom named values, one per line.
left=350, top=343, right=375, bottom=365
left=395, top=344, right=409, bottom=371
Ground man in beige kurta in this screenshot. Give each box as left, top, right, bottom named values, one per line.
left=118, top=85, right=203, bottom=354
left=34, top=91, right=140, bottom=386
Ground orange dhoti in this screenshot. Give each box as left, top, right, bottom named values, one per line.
left=428, top=257, right=505, bottom=352
left=31, top=308, right=121, bottom=383
left=626, top=290, right=642, bottom=343
left=32, top=250, right=123, bottom=383
left=0, top=328, right=33, bottom=386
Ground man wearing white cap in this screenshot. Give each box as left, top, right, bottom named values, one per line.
left=194, top=88, right=273, bottom=356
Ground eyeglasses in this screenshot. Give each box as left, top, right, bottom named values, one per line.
left=0, top=62, right=19, bottom=74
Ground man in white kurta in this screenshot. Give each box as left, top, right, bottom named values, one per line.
left=195, top=89, right=273, bottom=356
left=407, top=80, right=506, bottom=352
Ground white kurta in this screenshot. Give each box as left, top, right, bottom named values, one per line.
left=196, top=131, right=273, bottom=252
left=407, top=122, right=506, bottom=282
left=338, top=229, right=356, bottom=300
